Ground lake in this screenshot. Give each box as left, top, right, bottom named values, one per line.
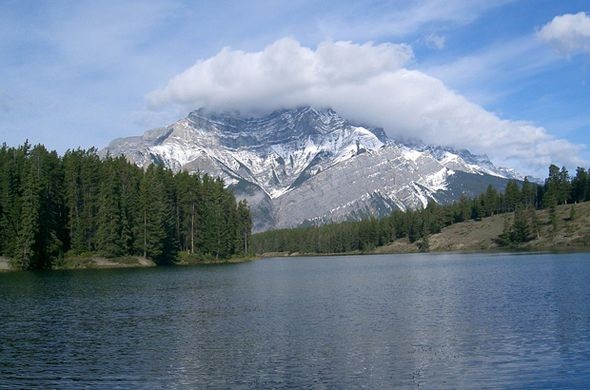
left=1, top=252, right=590, bottom=388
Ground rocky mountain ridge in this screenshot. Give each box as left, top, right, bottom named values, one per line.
left=104, top=106, right=521, bottom=231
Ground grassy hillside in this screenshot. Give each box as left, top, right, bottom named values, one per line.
left=375, top=201, right=590, bottom=254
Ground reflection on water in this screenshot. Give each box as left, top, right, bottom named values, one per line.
left=1, top=252, right=590, bottom=388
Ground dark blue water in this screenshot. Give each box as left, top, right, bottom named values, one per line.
left=1, top=252, right=590, bottom=388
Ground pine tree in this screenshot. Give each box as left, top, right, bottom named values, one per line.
left=63, top=149, right=84, bottom=253
left=117, top=158, right=141, bottom=255
left=558, top=167, right=571, bottom=205
left=521, top=177, right=537, bottom=209
left=417, top=235, right=430, bottom=252
left=504, top=180, right=521, bottom=212
left=549, top=204, right=558, bottom=232
left=529, top=208, right=541, bottom=239
left=483, top=185, right=500, bottom=216
left=544, top=165, right=570, bottom=207
left=496, top=215, right=512, bottom=246
left=139, top=165, right=180, bottom=263
left=510, top=207, right=531, bottom=243
left=15, top=157, right=41, bottom=270
left=96, top=159, right=125, bottom=257
left=237, top=200, right=252, bottom=255
left=137, top=166, right=169, bottom=263
left=63, top=149, right=101, bottom=253
left=571, top=167, right=588, bottom=203
left=569, top=205, right=576, bottom=222
left=36, top=147, right=66, bottom=268
left=0, top=144, right=28, bottom=258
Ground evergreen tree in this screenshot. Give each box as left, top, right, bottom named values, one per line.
left=558, top=167, right=571, bottom=205
left=454, top=194, right=471, bottom=222
left=15, top=156, right=41, bottom=269
left=510, top=207, right=531, bottom=244
left=521, top=177, right=537, bottom=209
left=549, top=204, right=558, bottom=232
left=483, top=185, right=500, bottom=216
left=504, top=180, right=521, bottom=212
left=569, top=205, right=576, bottom=222
left=0, top=144, right=28, bottom=258
left=63, top=149, right=101, bottom=253
left=96, top=159, right=125, bottom=257
left=137, top=166, right=170, bottom=263
left=13, top=145, right=66, bottom=269
left=544, top=165, right=569, bottom=207
left=528, top=208, right=541, bottom=239
left=237, top=200, right=252, bottom=255
left=571, top=167, right=588, bottom=203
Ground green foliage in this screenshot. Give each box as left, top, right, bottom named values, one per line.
left=15, top=157, right=41, bottom=269
left=96, top=158, right=126, bottom=257
left=495, top=208, right=532, bottom=247
left=417, top=236, right=430, bottom=252
left=236, top=200, right=252, bottom=255
left=521, top=177, right=537, bottom=208
left=504, top=180, right=521, bottom=212
left=529, top=208, right=541, bottom=239
left=511, top=208, right=532, bottom=244
left=543, top=164, right=571, bottom=207
left=549, top=204, right=558, bottom=232
left=0, top=143, right=250, bottom=268
left=569, top=205, right=576, bottom=222
left=12, top=145, right=65, bottom=269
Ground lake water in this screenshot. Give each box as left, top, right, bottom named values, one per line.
left=1, top=252, right=590, bottom=388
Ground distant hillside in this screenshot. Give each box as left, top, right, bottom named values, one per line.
left=375, top=201, right=590, bottom=254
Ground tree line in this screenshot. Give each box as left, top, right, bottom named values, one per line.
left=251, top=164, right=590, bottom=254
left=0, top=143, right=251, bottom=270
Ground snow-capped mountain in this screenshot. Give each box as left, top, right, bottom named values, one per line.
left=103, top=106, right=521, bottom=231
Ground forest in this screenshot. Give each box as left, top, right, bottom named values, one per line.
left=251, top=164, right=590, bottom=254
left=3, top=140, right=589, bottom=268
left=0, top=143, right=251, bottom=270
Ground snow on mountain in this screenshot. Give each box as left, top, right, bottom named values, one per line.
left=103, top=106, right=521, bottom=231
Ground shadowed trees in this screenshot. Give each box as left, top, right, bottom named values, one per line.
left=0, top=144, right=251, bottom=269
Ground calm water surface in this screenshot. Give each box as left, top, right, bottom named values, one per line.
left=1, top=252, right=590, bottom=388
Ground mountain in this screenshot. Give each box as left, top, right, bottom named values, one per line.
left=103, top=106, right=521, bottom=231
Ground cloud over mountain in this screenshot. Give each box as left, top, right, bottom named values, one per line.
left=147, top=38, right=583, bottom=175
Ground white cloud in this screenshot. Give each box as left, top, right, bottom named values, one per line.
left=148, top=38, right=413, bottom=111
left=538, top=12, right=590, bottom=56
left=424, top=33, right=446, bottom=50
left=147, top=38, right=584, bottom=175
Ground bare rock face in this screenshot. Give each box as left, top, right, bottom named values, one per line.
left=103, top=106, right=520, bottom=232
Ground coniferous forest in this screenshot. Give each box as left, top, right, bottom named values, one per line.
left=3, top=141, right=589, bottom=269
left=0, top=143, right=252, bottom=270
left=251, top=164, right=590, bottom=254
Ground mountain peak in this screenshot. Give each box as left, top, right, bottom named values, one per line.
left=188, top=105, right=335, bottom=121
left=104, top=106, right=522, bottom=231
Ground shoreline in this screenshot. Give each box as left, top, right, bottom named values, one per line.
left=259, top=246, right=590, bottom=259
left=0, top=254, right=256, bottom=273
left=2, top=246, right=589, bottom=273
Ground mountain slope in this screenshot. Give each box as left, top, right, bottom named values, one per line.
left=103, top=106, right=520, bottom=231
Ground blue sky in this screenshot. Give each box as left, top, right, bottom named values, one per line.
left=1, top=0, right=589, bottom=176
